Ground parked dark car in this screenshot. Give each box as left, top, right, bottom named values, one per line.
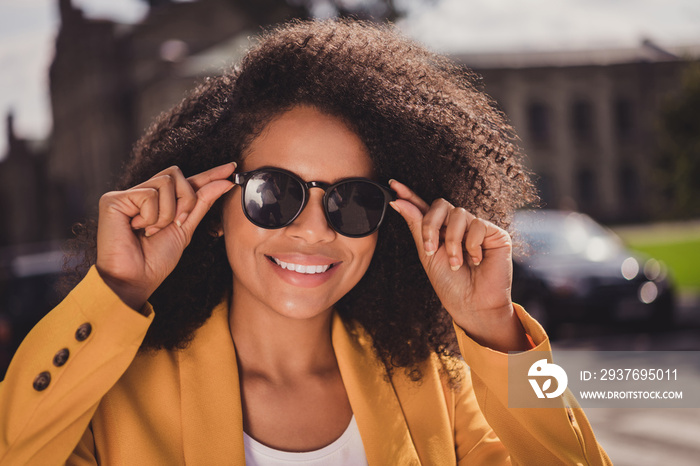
left=511, top=210, right=675, bottom=337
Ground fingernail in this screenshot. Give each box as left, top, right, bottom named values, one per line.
left=472, top=256, right=481, bottom=266
left=449, top=257, right=461, bottom=271
left=389, top=201, right=401, bottom=214
left=176, top=212, right=188, bottom=228
left=145, top=227, right=160, bottom=237
left=424, top=240, right=436, bottom=255
left=388, top=178, right=397, bottom=185
left=231, top=161, right=238, bottom=169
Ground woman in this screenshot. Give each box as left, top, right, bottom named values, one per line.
left=0, top=20, right=610, bottom=465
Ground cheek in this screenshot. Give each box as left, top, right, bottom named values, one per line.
left=349, top=236, right=378, bottom=277
left=221, top=190, right=254, bottom=238
left=221, top=194, right=258, bottom=264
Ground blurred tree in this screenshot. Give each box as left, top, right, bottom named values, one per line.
left=655, top=62, right=700, bottom=219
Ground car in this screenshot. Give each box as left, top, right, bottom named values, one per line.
left=511, top=210, right=675, bottom=337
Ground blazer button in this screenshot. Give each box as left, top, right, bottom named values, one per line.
left=53, top=348, right=70, bottom=367
left=33, top=371, right=51, bottom=391
left=75, top=323, right=92, bottom=341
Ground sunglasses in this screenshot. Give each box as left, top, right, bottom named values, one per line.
left=231, top=167, right=396, bottom=238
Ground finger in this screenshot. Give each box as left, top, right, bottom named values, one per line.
left=389, top=198, right=427, bottom=256
left=125, top=188, right=160, bottom=230
left=188, top=162, right=237, bottom=191
left=136, top=166, right=201, bottom=230
left=444, top=207, right=469, bottom=270
left=179, top=179, right=235, bottom=240
left=465, top=217, right=489, bottom=266
left=134, top=174, right=177, bottom=236
left=173, top=162, right=236, bottom=233
left=101, top=188, right=158, bottom=222
left=389, top=179, right=430, bottom=215
left=421, top=198, right=453, bottom=256
left=155, top=166, right=199, bottom=228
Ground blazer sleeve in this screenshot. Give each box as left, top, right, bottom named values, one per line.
left=0, top=266, right=154, bottom=466
left=454, top=304, right=612, bottom=466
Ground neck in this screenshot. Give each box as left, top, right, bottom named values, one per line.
left=228, top=295, right=338, bottom=382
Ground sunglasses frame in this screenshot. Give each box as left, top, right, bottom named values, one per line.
left=231, top=166, right=396, bottom=238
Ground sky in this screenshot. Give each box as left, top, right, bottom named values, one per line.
left=1, top=0, right=700, bottom=158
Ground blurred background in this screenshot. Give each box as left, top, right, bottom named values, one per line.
left=1, top=1, right=699, bottom=464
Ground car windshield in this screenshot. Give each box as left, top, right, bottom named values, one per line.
left=514, top=211, right=623, bottom=261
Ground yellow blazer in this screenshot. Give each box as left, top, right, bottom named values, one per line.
left=0, top=267, right=610, bottom=465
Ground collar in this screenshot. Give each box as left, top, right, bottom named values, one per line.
left=177, top=302, right=422, bottom=465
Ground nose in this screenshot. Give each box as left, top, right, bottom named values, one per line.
left=285, top=188, right=336, bottom=243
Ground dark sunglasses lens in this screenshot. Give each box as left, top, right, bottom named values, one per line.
left=244, top=171, right=304, bottom=227
left=326, top=182, right=387, bottom=236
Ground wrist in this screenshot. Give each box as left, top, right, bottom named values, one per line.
left=452, top=303, right=531, bottom=353
left=95, top=266, right=150, bottom=313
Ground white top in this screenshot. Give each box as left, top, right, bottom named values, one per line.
left=243, top=415, right=369, bottom=466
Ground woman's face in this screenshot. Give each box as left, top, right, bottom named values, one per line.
left=221, top=105, right=378, bottom=321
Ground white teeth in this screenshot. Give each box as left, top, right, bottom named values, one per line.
left=272, top=257, right=331, bottom=274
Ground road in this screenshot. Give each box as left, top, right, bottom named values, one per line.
left=552, top=293, right=700, bottom=465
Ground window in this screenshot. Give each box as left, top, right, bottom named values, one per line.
left=571, top=100, right=594, bottom=142
left=614, top=98, right=634, bottom=140
left=577, top=169, right=596, bottom=206
left=527, top=102, right=550, bottom=144
left=618, top=166, right=640, bottom=204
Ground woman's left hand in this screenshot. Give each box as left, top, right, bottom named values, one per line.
left=390, top=180, right=530, bottom=352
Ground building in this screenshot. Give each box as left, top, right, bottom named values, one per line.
left=44, top=0, right=306, bottom=240
left=1, top=1, right=699, bottom=250
left=457, top=41, right=700, bottom=223
left=0, top=113, right=48, bottom=247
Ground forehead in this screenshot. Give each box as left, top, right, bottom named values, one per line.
left=241, top=106, right=374, bottom=182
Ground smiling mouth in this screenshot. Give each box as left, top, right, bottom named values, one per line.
left=267, top=256, right=337, bottom=275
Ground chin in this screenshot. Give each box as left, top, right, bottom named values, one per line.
left=269, top=293, right=340, bottom=321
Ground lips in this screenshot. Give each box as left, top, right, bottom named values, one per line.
left=265, top=254, right=341, bottom=288
left=269, top=257, right=333, bottom=274
left=266, top=254, right=340, bottom=273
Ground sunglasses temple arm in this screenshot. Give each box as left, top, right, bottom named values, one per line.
left=231, top=172, right=247, bottom=186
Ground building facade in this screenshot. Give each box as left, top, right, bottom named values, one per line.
left=458, top=42, right=699, bottom=223
left=1, top=2, right=699, bottom=252
left=44, top=0, right=306, bottom=241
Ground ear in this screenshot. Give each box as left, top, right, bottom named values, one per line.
left=206, top=217, right=224, bottom=238
left=203, top=202, right=226, bottom=238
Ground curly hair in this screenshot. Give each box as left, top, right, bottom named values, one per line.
left=63, top=19, right=537, bottom=385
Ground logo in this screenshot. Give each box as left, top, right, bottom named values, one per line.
left=528, top=359, right=568, bottom=398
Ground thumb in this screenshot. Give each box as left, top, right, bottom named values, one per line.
left=179, top=179, right=234, bottom=239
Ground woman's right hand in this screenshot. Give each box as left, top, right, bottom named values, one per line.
left=95, top=163, right=236, bottom=311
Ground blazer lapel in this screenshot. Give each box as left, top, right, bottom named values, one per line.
left=391, top=353, right=457, bottom=465
left=331, top=313, right=421, bottom=465
left=178, top=300, right=246, bottom=465
left=176, top=305, right=424, bottom=465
